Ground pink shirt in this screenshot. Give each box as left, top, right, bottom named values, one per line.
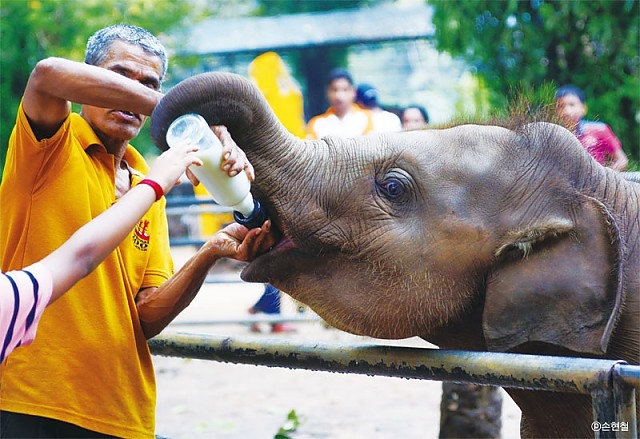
left=576, top=120, right=622, bottom=165
left=0, top=262, right=52, bottom=361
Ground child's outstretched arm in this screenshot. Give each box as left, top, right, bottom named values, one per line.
left=40, top=142, right=202, bottom=303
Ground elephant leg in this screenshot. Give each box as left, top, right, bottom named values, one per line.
left=439, top=382, right=502, bottom=438
left=508, top=389, right=593, bottom=438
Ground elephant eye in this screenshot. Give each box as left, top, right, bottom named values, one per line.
left=383, top=178, right=403, bottom=198
left=376, top=170, right=412, bottom=204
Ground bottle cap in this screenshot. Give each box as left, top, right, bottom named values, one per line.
left=233, top=198, right=268, bottom=229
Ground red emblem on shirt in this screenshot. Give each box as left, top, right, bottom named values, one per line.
left=132, top=219, right=150, bottom=251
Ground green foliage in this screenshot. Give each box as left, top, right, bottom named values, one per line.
left=274, top=409, right=302, bottom=439
left=430, top=0, right=639, bottom=162
left=0, top=0, right=198, bottom=176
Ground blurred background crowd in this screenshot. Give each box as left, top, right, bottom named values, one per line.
left=1, top=0, right=638, bottom=175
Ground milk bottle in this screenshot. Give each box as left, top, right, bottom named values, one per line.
left=166, top=113, right=267, bottom=228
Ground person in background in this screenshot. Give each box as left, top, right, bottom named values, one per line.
left=555, top=84, right=628, bottom=171
left=0, top=24, right=273, bottom=439
left=248, top=283, right=297, bottom=333
left=355, top=83, right=402, bottom=133
left=401, top=104, right=430, bottom=131
left=306, top=68, right=374, bottom=139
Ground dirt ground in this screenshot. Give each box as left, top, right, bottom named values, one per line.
left=153, top=247, right=521, bottom=439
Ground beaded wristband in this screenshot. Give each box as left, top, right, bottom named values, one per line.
left=139, top=179, right=164, bottom=202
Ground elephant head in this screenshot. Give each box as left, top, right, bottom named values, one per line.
left=151, top=72, right=639, bottom=363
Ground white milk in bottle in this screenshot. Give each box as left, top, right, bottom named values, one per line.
left=166, top=113, right=254, bottom=217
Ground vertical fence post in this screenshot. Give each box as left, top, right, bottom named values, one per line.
left=612, top=364, right=638, bottom=439
left=591, top=362, right=638, bottom=439
left=592, top=387, right=619, bottom=439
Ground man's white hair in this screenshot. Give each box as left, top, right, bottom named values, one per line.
left=84, top=24, right=168, bottom=81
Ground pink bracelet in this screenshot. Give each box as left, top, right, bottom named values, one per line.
left=139, top=179, right=164, bottom=202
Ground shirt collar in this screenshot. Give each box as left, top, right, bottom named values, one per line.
left=71, top=113, right=148, bottom=174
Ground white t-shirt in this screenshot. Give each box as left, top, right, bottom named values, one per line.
left=372, top=110, right=402, bottom=133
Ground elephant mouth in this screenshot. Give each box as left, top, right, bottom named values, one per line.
left=240, top=202, right=328, bottom=285
left=240, top=201, right=294, bottom=282
left=240, top=238, right=316, bottom=285
left=268, top=234, right=297, bottom=254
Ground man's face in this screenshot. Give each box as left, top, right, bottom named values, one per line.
left=327, top=78, right=355, bottom=116
left=556, top=94, right=587, bottom=128
left=81, top=40, right=163, bottom=148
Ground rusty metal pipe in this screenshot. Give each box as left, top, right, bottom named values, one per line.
left=149, top=333, right=638, bottom=395
left=149, top=333, right=640, bottom=438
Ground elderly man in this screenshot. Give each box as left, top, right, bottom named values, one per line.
left=0, top=24, right=273, bottom=438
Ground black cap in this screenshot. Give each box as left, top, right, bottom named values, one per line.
left=356, top=83, right=378, bottom=108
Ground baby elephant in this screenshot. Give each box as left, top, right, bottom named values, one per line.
left=151, top=72, right=639, bottom=438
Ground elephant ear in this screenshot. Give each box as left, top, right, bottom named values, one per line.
left=483, top=195, right=624, bottom=355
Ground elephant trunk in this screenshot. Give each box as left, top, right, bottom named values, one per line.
left=150, top=72, right=323, bottom=233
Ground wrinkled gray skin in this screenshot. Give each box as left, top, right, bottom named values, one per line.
left=151, top=72, right=639, bottom=438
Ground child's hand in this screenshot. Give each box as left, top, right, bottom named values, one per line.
left=145, top=142, right=202, bottom=194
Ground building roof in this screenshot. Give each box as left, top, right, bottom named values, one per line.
left=179, top=4, right=434, bottom=56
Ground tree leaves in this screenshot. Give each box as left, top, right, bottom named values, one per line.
left=430, top=0, right=639, bottom=164
left=0, top=0, right=197, bottom=173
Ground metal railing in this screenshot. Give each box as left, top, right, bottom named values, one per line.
left=166, top=194, right=231, bottom=247
left=150, top=333, right=639, bottom=439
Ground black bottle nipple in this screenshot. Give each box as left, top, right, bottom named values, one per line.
left=233, top=198, right=269, bottom=229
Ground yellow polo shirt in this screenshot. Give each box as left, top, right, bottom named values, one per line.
left=0, top=104, right=173, bottom=438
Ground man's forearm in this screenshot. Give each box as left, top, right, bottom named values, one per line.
left=136, top=243, right=222, bottom=338
left=25, top=57, right=162, bottom=120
